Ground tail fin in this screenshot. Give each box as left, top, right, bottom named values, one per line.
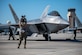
left=9, top=4, right=19, bottom=23
left=75, top=16, right=82, bottom=27
left=40, top=5, right=50, bottom=19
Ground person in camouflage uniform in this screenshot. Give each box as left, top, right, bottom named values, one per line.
left=18, top=15, right=27, bottom=49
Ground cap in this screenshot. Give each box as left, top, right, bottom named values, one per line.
left=68, top=8, right=76, bottom=12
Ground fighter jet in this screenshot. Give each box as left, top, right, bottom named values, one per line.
left=9, top=4, right=69, bottom=41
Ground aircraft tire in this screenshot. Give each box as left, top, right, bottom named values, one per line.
left=43, top=34, right=51, bottom=41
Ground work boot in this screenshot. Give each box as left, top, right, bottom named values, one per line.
left=24, top=45, right=26, bottom=49
left=17, top=46, right=20, bottom=49
left=74, top=37, right=76, bottom=40
left=13, top=38, right=15, bottom=40
left=17, top=44, right=20, bottom=49
left=8, top=39, right=10, bottom=40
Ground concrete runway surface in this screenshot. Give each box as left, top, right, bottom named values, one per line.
left=0, top=33, right=82, bottom=55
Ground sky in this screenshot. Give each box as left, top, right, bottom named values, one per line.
left=0, top=0, right=82, bottom=24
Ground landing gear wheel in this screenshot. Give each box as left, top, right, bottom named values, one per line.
left=43, top=34, right=51, bottom=41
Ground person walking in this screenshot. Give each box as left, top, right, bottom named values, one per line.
left=74, top=30, right=76, bottom=40
left=8, top=26, right=15, bottom=40
left=18, top=15, right=27, bottom=49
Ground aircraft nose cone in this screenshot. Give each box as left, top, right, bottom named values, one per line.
left=61, top=20, right=69, bottom=25
left=54, top=16, right=69, bottom=25
left=56, top=16, right=69, bottom=25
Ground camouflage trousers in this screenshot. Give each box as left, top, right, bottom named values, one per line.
left=18, top=32, right=27, bottom=49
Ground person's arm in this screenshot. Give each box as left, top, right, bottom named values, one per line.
left=19, top=20, right=22, bottom=32
left=19, top=20, right=22, bottom=28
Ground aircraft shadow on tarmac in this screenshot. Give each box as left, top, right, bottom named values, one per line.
left=27, top=39, right=82, bottom=43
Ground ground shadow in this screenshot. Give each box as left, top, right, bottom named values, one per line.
left=27, top=39, right=82, bottom=43
left=51, top=39, right=82, bottom=43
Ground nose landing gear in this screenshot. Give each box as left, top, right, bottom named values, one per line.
left=43, top=34, right=51, bottom=41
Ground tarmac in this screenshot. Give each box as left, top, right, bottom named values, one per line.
left=0, top=33, right=82, bottom=55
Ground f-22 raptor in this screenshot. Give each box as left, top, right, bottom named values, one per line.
left=1, top=4, right=69, bottom=41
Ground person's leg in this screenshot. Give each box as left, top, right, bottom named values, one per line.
left=12, top=35, right=15, bottom=40
left=18, top=35, right=23, bottom=49
left=24, top=34, right=27, bottom=49
left=24, top=37, right=26, bottom=49
left=74, top=33, right=76, bottom=40
left=8, top=35, right=11, bottom=40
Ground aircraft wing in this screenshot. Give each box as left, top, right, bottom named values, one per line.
left=27, top=19, right=42, bottom=24
left=77, top=27, right=82, bottom=30
left=10, top=19, right=42, bottom=27
left=0, top=24, right=16, bottom=32
left=0, top=24, right=9, bottom=29
left=67, top=26, right=82, bottom=32
left=0, top=24, right=10, bottom=33
left=10, top=19, right=44, bottom=33
left=10, top=23, right=19, bottom=28
left=9, top=19, right=45, bottom=36
left=68, top=28, right=77, bottom=31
